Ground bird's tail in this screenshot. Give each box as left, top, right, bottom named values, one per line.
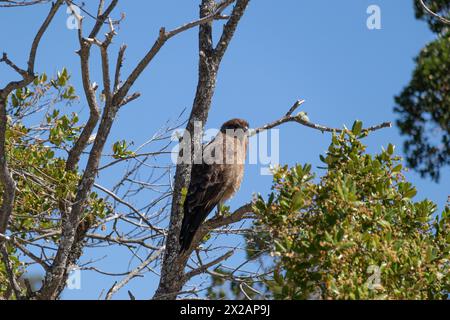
left=179, top=219, right=195, bottom=253
left=179, top=210, right=204, bottom=253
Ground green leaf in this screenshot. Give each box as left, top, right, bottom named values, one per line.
left=392, top=164, right=403, bottom=174
left=404, top=188, right=417, bottom=199
left=352, top=120, right=363, bottom=136
left=291, top=191, right=304, bottom=211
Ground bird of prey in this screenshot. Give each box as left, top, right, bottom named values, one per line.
left=179, top=119, right=250, bottom=252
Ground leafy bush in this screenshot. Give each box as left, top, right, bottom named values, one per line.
left=0, top=70, right=110, bottom=298
left=251, top=123, right=450, bottom=299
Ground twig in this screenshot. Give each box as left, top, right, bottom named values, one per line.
left=105, top=247, right=164, bottom=300
left=419, top=0, right=450, bottom=25
left=184, top=250, right=234, bottom=281
left=285, top=99, right=306, bottom=116
left=252, top=99, right=392, bottom=136
left=93, top=183, right=166, bottom=235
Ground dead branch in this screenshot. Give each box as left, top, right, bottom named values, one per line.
left=105, top=247, right=164, bottom=300
left=252, top=99, right=392, bottom=136
left=419, top=0, right=450, bottom=25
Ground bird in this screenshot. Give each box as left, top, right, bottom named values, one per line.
left=179, top=118, right=250, bottom=253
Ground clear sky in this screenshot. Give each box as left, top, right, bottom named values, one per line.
left=0, top=0, right=448, bottom=299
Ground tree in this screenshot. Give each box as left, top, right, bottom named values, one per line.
left=0, top=1, right=396, bottom=300
left=394, top=0, right=450, bottom=181
left=250, top=124, right=450, bottom=299
left=1, top=0, right=257, bottom=300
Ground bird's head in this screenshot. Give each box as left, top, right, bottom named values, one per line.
left=220, top=119, right=250, bottom=135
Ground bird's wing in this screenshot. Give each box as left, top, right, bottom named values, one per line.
left=179, top=162, right=226, bottom=252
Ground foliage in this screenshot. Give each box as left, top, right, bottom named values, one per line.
left=112, top=140, right=135, bottom=159
left=395, top=35, right=450, bottom=181
left=394, top=1, right=450, bottom=181
left=251, top=123, right=450, bottom=299
left=0, top=70, right=111, bottom=298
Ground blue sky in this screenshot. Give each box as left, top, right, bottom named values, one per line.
left=0, top=0, right=448, bottom=299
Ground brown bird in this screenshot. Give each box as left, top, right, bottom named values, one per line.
left=179, top=119, right=250, bottom=252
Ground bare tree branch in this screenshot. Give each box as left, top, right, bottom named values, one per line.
left=184, top=250, right=234, bottom=281
left=214, top=0, right=250, bottom=63
left=419, top=0, right=450, bottom=25
left=105, top=247, right=164, bottom=300
left=65, top=0, right=119, bottom=170
left=252, top=99, right=392, bottom=136
left=93, top=183, right=165, bottom=235
left=113, top=45, right=127, bottom=92
left=0, top=0, right=50, bottom=7
left=114, top=0, right=236, bottom=106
